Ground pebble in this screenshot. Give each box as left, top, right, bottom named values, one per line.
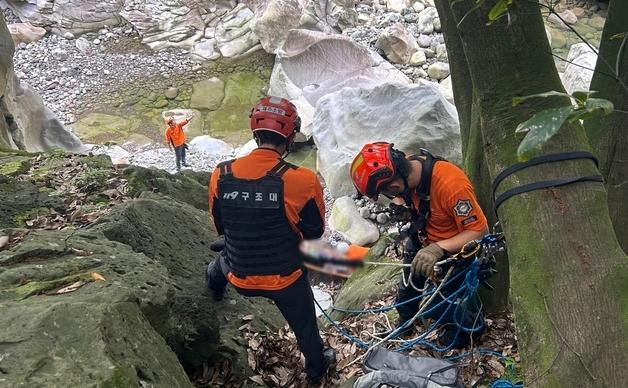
left=359, top=207, right=371, bottom=219
left=0, top=235, right=9, bottom=250
left=12, top=29, right=196, bottom=125
left=376, top=212, right=389, bottom=224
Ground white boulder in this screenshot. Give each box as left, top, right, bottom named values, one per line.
left=87, top=144, right=131, bottom=165
left=235, top=139, right=258, bottom=157
left=246, top=0, right=305, bottom=53
left=269, top=29, right=410, bottom=138
left=561, top=43, right=596, bottom=94
left=7, top=23, right=46, bottom=44
left=189, top=135, right=234, bottom=156
left=375, top=23, right=419, bottom=64
left=4, top=76, right=83, bottom=152
left=312, top=82, right=461, bottom=197
left=329, top=197, right=380, bottom=246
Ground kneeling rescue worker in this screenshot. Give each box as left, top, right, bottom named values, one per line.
left=206, top=96, right=336, bottom=384
left=350, top=142, right=489, bottom=345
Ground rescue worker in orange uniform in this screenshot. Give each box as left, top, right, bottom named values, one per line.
left=165, top=114, right=194, bottom=171
left=350, top=142, right=489, bottom=345
left=206, top=97, right=336, bottom=384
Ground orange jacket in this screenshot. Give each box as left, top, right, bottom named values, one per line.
left=209, top=148, right=326, bottom=290
left=409, top=160, right=488, bottom=244
left=165, top=119, right=189, bottom=147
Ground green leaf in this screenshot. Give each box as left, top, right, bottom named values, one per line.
left=568, top=98, right=614, bottom=122
left=610, top=32, right=627, bottom=40
left=585, top=97, right=614, bottom=115
left=512, top=90, right=571, bottom=106
left=571, top=90, right=596, bottom=107
left=516, top=106, right=574, bottom=161
left=488, top=0, right=512, bottom=22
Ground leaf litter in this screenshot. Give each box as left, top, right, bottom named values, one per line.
left=193, top=285, right=520, bottom=387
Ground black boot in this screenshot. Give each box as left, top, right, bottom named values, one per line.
left=307, top=347, right=336, bottom=385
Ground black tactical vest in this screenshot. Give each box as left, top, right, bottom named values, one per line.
left=217, top=159, right=302, bottom=277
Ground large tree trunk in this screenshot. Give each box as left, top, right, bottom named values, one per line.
left=436, top=0, right=628, bottom=386
left=586, top=0, right=628, bottom=252
left=434, top=0, right=509, bottom=312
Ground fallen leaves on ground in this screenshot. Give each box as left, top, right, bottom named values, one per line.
left=16, top=154, right=130, bottom=231
left=193, top=287, right=519, bottom=387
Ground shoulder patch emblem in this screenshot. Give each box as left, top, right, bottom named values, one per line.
left=454, top=199, right=473, bottom=217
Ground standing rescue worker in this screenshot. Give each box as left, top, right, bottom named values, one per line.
left=165, top=114, right=194, bottom=171
left=206, top=97, right=336, bottom=384
left=350, top=142, right=489, bottom=345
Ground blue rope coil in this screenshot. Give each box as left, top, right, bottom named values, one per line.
left=490, top=379, right=523, bottom=388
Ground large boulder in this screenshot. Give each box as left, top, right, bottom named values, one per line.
left=375, top=23, right=419, bottom=64
left=7, top=22, right=47, bottom=44
left=329, top=196, right=380, bottom=245
left=189, top=135, right=234, bottom=156
left=245, top=0, right=304, bottom=53
left=269, top=29, right=410, bottom=138
left=312, top=82, right=461, bottom=198
left=189, top=77, right=226, bottom=111
left=561, top=43, right=596, bottom=94
left=0, top=16, right=82, bottom=152
left=0, top=155, right=284, bottom=386
left=2, top=0, right=125, bottom=35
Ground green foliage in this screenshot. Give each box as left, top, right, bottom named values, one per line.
left=513, top=90, right=614, bottom=160
left=487, top=0, right=512, bottom=24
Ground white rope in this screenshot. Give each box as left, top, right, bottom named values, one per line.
left=345, top=267, right=455, bottom=368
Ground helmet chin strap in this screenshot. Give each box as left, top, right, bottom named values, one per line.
left=401, top=176, right=413, bottom=206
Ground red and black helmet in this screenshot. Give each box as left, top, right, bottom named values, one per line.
left=250, top=96, right=300, bottom=138
left=350, top=142, right=397, bottom=199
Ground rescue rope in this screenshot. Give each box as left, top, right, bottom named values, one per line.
left=490, top=380, right=523, bottom=388
left=314, top=233, right=504, bottom=358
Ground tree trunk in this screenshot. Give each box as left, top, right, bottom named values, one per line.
left=586, top=0, right=628, bottom=252
left=437, top=0, right=628, bottom=386
left=434, top=0, right=509, bottom=312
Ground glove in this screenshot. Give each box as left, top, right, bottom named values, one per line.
left=411, top=243, right=445, bottom=277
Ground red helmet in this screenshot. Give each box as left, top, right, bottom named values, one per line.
left=250, top=96, right=300, bottom=138
left=350, top=142, right=397, bottom=199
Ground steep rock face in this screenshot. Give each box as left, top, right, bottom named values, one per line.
left=0, top=152, right=283, bottom=386
left=0, top=15, right=82, bottom=151
left=1, top=0, right=125, bottom=35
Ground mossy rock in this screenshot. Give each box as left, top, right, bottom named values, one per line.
left=0, top=154, right=32, bottom=176
left=0, top=180, right=65, bottom=228
left=72, top=113, right=141, bottom=144
left=328, top=237, right=400, bottom=323
left=123, top=166, right=210, bottom=211
left=0, top=229, right=193, bottom=387
left=91, top=194, right=283, bottom=375
left=206, top=72, right=267, bottom=145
